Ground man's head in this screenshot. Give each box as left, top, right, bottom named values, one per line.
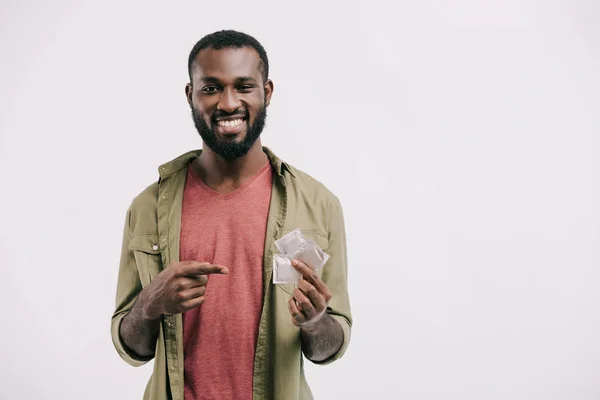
left=185, top=30, right=273, bottom=161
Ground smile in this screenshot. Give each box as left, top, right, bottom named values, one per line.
left=217, top=118, right=244, bottom=128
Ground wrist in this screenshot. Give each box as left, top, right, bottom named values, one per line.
left=137, top=290, right=162, bottom=322
left=300, top=312, right=330, bottom=334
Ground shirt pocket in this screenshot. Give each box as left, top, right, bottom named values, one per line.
left=278, top=229, right=329, bottom=256
left=128, top=234, right=163, bottom=287
left=275, top=229, right=329, bottom=294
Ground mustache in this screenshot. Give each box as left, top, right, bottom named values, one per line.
left=212, top=109, right=248, bottom=122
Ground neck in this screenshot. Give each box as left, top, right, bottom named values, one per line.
left=193, top=140, right=269, bottom=186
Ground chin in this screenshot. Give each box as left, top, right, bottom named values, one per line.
left=218, top=133, right=246, bottom=143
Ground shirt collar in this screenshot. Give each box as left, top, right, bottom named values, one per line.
left=157, top=146, right=295, bottom=180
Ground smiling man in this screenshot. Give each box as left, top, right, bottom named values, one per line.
left=111, top=30, right=352, bottom=400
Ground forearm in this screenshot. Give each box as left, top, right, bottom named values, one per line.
left=119, top=296, right=161, bottom=358
left=300, top=313, right=344, bottom=362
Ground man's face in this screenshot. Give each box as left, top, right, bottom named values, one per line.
left=186, top=47, right=273, bottom=160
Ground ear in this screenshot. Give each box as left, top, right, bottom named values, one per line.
left=185, top=83, right=193, bottom=108
left=264, top=79, right=274, bottom=107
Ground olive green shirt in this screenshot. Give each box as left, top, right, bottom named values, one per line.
left=111, top=147, right=352, bottom=400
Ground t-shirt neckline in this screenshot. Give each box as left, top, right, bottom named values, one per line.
left=188, top=161, right=271, bottom=200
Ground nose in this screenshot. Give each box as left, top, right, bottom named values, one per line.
left=217, top=87, right=242, bottom=113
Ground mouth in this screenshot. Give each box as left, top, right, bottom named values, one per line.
left=215, top=116, right=247, bottom=136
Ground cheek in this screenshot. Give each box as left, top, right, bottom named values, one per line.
left=247, top=101, right=265, bottom=120
left=193, top=105, right=211, bottom=122
left=193, top=96, right=216, bottom=115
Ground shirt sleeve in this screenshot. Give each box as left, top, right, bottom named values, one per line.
left=311, top=195, right=353, bottom=365
left=110, top=207, right=155, bottom=367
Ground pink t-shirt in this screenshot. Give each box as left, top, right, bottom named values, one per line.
left=180, top=161, right=273, bottom=400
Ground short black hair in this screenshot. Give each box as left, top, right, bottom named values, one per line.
left=187, top=30, right=269, bottom=84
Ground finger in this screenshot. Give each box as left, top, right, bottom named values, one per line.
left=181, top=261, right=229, bottom=276
left=291, top=259, right=313, bottom=276
left=173, top=274, right=208, bottom=291
left=287, top=298, right=304, bottom=327
left=293, top=288, right=316, bottom=319
left=182, top=274, right=209, bottom=288
left=292, top=259, right=332, bottom=300
left=180, top=295, right=206, bottom=311
left=297, top=279, right=326, bottom=311
left=178, top=286, right=206, bottom=302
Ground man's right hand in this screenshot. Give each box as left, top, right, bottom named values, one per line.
left=138, top=261, right=228, bottom=320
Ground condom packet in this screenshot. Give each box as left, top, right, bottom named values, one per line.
left=273, top=228, right=330, bottom=284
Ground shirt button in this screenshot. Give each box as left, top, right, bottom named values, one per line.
left=152, top=244, right=158, bottom=251
left=170, top=366, right=176, bottom=371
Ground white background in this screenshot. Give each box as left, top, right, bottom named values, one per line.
left=1, top=1, right=599, bottom=399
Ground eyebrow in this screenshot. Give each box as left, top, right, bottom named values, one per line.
left=234, top=76, right=257, bottom=83
left=199, top=76, right=257, bottom=84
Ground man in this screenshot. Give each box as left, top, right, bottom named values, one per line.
left=111, top=30, right=352, bottom=400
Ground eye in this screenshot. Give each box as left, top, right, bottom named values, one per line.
left=237, top=85, right=255, bottom=93
left=201, top=86, right=219, bottom=94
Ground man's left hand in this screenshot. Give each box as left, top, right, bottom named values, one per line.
left=287, top=259, right=332, bottom=328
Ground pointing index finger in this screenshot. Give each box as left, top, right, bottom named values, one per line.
left=183, top=261, right=229, bottom=276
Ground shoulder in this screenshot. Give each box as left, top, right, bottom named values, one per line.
left=126, top=182, right=159, bottom=235
left=264, top=145, right=340, bottom=206
left=129, top=149, right=200, bottom=211
left=284, top=163, right=343, bottom=213
left=130, top=181, right=159, bottom=212
left=126, top=149, right=199, bottom=234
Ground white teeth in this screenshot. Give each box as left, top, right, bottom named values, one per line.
left=218, top=118, right=243, bottom=128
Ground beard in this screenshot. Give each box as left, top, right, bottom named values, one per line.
left=191, top=104, right=267, bottom=161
